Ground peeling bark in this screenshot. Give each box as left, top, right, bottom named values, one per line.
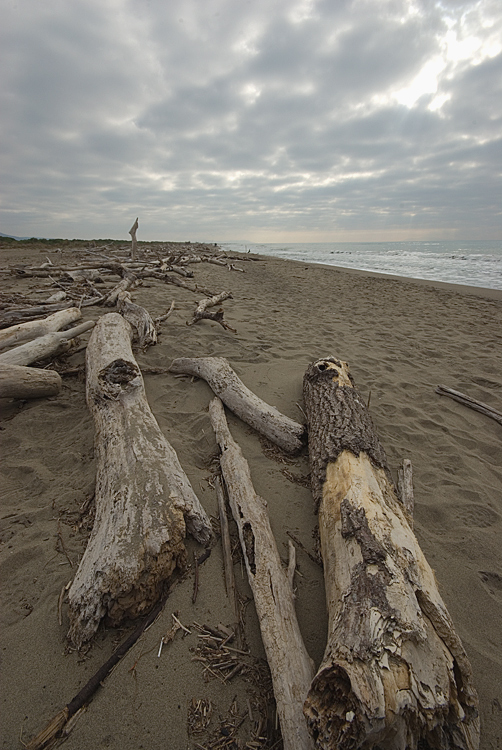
left=303, top=357, right=479, bottom=750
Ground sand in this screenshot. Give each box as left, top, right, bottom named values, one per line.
left=0, top=240, right=501, bottom=750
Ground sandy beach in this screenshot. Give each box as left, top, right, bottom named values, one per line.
left=0, top=240, right=501, bottom=750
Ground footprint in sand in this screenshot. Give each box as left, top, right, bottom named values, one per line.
left=455, top=504, right=500, bottom=528
left=479, top=571, right=502, bottom=604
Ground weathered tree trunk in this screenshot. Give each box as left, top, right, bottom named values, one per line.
left=0, top=307, right=82, bottom=351
left=169, top=356, right=306, bottom=454
left=0, top=321, right=95, bottom=366
left=117, top=291, right=157, bottom=348
left=302, top=357, right=479, bottom=750
left=0, top=363, right=62, bottom=399
left=68, top=313, right=211, bottom=649
left=209, top=397, right=315, bottom=750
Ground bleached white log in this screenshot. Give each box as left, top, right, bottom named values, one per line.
left=0, top=321, right=94, bottom=366
left=303, top=357, right=479, bottom=750
left=0, top=363, right=62, bottom=399
left=68, top=313, right=211, bottom=648
left=0, top=307, right=82, bottom=352
left=209, top=397, right=315, bottom=750
left=169, top=356, right=305, bottom=454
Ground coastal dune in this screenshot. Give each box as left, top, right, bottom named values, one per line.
left=0, top=242, right=501, bottom=749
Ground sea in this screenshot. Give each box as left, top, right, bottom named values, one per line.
left=219, top=240, right=502, bottom=291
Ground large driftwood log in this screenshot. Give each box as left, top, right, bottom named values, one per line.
left=68, top=313, right=212, bottom=648
left=0, top=307, right=82, bottom=351
left=0, top=302, right=74, bottom=328
left=209, top=397, right=315, bottom=750
left=0, top=321, right=95, bottom=367
left=117, top=291, right=157, bottom=348
left=0, top=364, right=62, bottom=399
left=169, top=356, right=306, bottom=454
left=302, top=357, right=479, bottom=750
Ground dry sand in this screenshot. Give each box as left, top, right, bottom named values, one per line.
left=0, top=241, right=501, bottom=750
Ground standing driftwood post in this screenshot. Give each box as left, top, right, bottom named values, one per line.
left=67, top=313, right=212, bottom=648
left=209, top=397, right=315, bottom=750
left=129, top=217, right=138, bottom=261
left=302, top=357, right=479, bottom=750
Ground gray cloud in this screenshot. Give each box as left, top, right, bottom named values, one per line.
left=1, top=0, right=501, bottom=240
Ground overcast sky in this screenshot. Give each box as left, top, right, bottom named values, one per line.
left=1, top=0, right=501, bottom=242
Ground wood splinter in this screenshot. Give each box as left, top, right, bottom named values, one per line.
left=303, top=357, right=479, bottom=750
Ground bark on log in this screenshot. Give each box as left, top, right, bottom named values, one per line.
left=169, top=356, right=306, bottom=454
left=0, top=364, right=62, bottom=399
left=0, top=307, right=82, bottom=352
left=209, top=397, right=315, bottom=750
left=302, top=357, right=479, bottom=750
left=117, top=291, right=157, bottom=348
left=0, top=321, right=95, bottom=367
left=68, top=313, right=212, bottom=648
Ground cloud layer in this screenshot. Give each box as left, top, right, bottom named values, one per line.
left=1, top=0, right=501, bottom=240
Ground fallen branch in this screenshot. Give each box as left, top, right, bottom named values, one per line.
left=169, top=356, right=306, bottom=454
left=436, top=384, right=502, bottom=426
left=0, top=364, right=62, bottom=399
left=303, top=357, right=479, bottom=750
left=68, top=313, right=212, bottom=648
left=0, top=320, right=95, bottom=367
left=188, top=291, right=235, bottom=331
left=0, top=307, right=82, bottom=352
left=209, top=396, right=315, bottom=750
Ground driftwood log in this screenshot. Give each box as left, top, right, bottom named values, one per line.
left=302, top=357, right=479, bottom=750
left=0, top=364, right=62, bottom=400
left=209, top=397, right=315, bottom=750
left=117, top=291, right=157, bottom=348
left=169, top=356, right=305, bottom=454
left=0, top=307, right=82, bottom=352
left=0, top=320, right=95, bottom=367
left=67, top=313, right=212, bottom=648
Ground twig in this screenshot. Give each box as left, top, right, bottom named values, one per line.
left=25, top=581, right=176, bottom=750
left=436, top=384, right=502, bottom=425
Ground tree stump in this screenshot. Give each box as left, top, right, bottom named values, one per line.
left=67, top=313, right=212, bottom=648
left=302, top=357, right=479, bottom=750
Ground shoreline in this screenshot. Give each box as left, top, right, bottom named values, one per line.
left=1, top=241, right=501, bottom=749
